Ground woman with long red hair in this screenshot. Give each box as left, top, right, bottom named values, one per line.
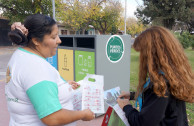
left=117, top=26, right=194, bottom=126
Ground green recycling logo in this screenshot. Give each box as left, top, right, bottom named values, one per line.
left=106, top=35, right=124, bottom=63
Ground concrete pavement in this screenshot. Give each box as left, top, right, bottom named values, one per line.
left=0, top=46, right=16, bottom=126
left=0, top=46, right=104, bottom=126
left=0, top=76, right=9, bottom=126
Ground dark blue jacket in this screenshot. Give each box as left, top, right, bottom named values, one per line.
left=123, top=82, right=188, bottom=126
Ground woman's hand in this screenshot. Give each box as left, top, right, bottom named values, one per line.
left=118, top=91, right=131, bottom=99
left=67, top=80, right=80, bottom=90
left=117, top=98, right=130, bottom=110
left=11, top=22, right=28, bottom=36
left=81, top=109, right=95, bottom=121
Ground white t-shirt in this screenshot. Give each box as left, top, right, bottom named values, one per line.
left=5, top=48, right=76, bottom=126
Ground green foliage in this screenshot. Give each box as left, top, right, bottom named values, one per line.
left=126, top=19, right=146, bottom=37
left=0, top=0, right=52, bottom=23
left=56, top=0, right=89, bottom=31
left=111, top=25, right=118, bottom=35
left=184, top=49, right=194, bottom=125
left=91, top=2, right=122, bottom=34
left=117, top=17, right=146, bottom=37
left=135, top=0, right=193, bottom=30
left=175, top=32, right=194, bottom=49
left=0, top=0, right=123, bottom=34
left=190, top=35, right=194, bottom=49
left=56, top=0, right=122, bottom=34
left=177, top=32, right=191, bottom=49
left=130, top=48, right=139, bottom=91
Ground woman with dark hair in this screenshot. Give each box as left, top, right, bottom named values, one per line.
left=117, top=26, right=194, bottom=126
left=6, top=14, right=94, bottom=126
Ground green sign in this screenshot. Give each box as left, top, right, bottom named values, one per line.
left=75, top=50, right=95, bottom=82
left=106, top=35, right=124, bottom=63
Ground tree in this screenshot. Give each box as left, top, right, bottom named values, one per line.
left=91, top=1, right=123, bottom=34
left=56, top=0, right=105, bottom=33
left=186, top=1, right=194, bottom=33
left=56, top=0, right=88, bottom=32
left=135, top=0, right=193, bottom=30
left=56, top=0, right=123, bottom=34
left=0, top=0, right=52, bottom=23
left=118, top=16, right=125, bottom=32
left=126, top=17, right=146, bottom=37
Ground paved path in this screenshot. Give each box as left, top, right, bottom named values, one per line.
left=0, top=46, right=104, bottom=126
left=0, top=77, right=10, bottom=126
left=0, top=46, right=15, bottom=126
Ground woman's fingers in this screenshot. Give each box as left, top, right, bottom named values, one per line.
left=68, top=80, right=77, bottom=85
left=11, top=22, right=21, bottom=30
left=67, top=80, right=80, bottom=89
left=118, top=91, right=130, bottom=99
left=82, top=109, right=95, bottom=121
left=11, top=22, right=28, bottom=36
left=71, top=83, right=80, bottom=89
left=117, top=98, right=130, bottom=109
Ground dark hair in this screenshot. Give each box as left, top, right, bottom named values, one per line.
left=8, top=14, right=56, bottom=46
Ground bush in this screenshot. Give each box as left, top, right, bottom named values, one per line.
left=190, top=35, right=194, bottom=49
left=175, top=32, right=192, bottom=49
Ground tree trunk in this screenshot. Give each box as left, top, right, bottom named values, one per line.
left=102, top=30, right=106, bottom=34
left=163, top=19, right=175, bottom=30
left=82, top=29, right=85, bottom=35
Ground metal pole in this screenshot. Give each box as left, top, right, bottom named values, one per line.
left=52, top=0, right=56, bottom=20
left=124, top=0, right=127, bottom=34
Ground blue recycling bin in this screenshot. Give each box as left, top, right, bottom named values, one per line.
left=46, top=51, right=58, bottom=70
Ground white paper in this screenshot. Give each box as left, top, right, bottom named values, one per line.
left=104, top=87, right=120, bottom=107
left=82, top=74, right=104, bottom=113
left=104, top=87, right=130, bottom=126
left=72, top=74, right=104, bottom=114
left=113, top=104, right=130, bottom=126
left=72, top=80, right=83, bottom=111
left=82, top=84, right=104, bottom=113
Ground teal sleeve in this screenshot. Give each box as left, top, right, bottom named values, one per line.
left=26, top=81, right=62, bottom=119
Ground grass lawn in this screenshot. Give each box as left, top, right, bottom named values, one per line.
left=130, top=48, right=194, bottom=126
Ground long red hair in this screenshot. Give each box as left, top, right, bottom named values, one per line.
left=133, top=26, right=194, bottom=103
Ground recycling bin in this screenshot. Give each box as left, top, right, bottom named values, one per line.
left=58, top=37, right=74, bottom=81
left=74, top=37, right=96, bottom=82
left=46, top=51, right=58, bottom=70
left=58, top=35, right=131, bottom=92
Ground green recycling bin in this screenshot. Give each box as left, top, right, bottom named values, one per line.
left=75, top=50, right=95, bottom=81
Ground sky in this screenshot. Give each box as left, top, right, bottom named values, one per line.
left=0, top=8, right=2, bottom=15
left=120, top=0, right=143, bottom=18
